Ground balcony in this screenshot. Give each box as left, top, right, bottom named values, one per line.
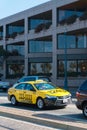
left=57, top=13, right=87, bottom=34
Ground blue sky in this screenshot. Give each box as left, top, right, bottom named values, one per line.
left=0, top=0, right=50, bottom=19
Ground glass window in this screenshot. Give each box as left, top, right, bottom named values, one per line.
left=6, top=63, right=24, bottom=78
left=6, top=20, right=24, bottom=36
left=78, top=60, right=87, bottom=75
left=25, top=84, right=35, bottom=91
left=57, top=35, right=65, bottom=49
left=0, top=26, right=3, bottom=39
left=29, top=40, right=52, bottom=53
left=57, top=34, right=86, bottom=49
left=57, top=34, right=76, bottom=49
left=58, top=60, right=87, bottom=77
left=34, top=83, right=57, bottom=90
left=67, top=35, right=76, bottom=48
left=58, top=61, right=64, bottom=77
left=58, top=60, right=77, bottom=77
left=58, top=9, right=83, bottom=23
left=28, top=18, right=52, bottom=30
left=77, top=35, right=84, bottom=48
left=15, top=83, right=25, bottom=90
left=7, top=44, right=24, bottom=56
left=30, top=63, right=52, bottom=75
left=29, top=19, right=44, bottom=30
left=67, top=61, right=77, bottom=76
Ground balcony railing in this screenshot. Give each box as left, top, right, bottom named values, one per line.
left=5, top=31, right=24, bottom=40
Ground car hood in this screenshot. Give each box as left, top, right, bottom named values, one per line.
left=39, top=88, right=70, bottom=96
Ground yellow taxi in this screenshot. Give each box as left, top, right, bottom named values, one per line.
left=8, top=80, right=71, bottom=109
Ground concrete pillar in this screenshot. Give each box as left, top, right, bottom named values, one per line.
left=3, top=25, right=6, bottom=79
left=24, top=17, right=28, bottom=76
left=52, top=7, right=57, bottom=85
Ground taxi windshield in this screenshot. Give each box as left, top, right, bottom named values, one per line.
left=34, top=83, right=57, bottom=90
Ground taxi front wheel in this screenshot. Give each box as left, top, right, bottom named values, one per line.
left=36, top=98, right=45, bottom=109
left=11, top=96, right=17, bottom=105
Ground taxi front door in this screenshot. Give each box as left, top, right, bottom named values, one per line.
left=15, top=83, right=25, bottom=102
left=23, top=84, right=36, bottom=104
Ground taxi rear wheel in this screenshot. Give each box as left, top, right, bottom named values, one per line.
left=36, top=98, right=45, bottom=109
left=11, top=96, right=17, bottom=105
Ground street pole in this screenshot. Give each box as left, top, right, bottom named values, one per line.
left=64, top=32, right=68, bottom=90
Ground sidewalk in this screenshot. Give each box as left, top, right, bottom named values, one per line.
left=0, top=103, right=87, bottom=130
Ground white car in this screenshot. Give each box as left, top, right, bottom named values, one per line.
left=0, top=81, right=10, bottom=91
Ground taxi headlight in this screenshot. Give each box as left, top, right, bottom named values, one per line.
left=68, top=94, right=71, bottom=97
left=46, top=95, right=57, bottom=99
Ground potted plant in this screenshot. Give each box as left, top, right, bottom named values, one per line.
left=35, top=23, right=45, bottom=33
left=79, top=11, right=87, bottom=21
left=66, top=15, right=78, bottom=25
left=58, top=19, right=66, bottom=25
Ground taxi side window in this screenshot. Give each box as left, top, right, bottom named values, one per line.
left=25, top=84, right=35, bottom=91
left=15, top=83, right=25, bottom=90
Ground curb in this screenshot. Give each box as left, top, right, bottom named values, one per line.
left=0, top=111, right=87, bottom=130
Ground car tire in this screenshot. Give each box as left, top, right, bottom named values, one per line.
left=83, top=103, right=87, bottom=118
left=36, top=98, right=45, bottom=109
left=11, top=96, right=17, bottom=105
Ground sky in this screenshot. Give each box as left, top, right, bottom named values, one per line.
left=0, top=0, right=50, bottom=19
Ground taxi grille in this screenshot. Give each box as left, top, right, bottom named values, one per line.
left=57, top=95, right=70, bottom=99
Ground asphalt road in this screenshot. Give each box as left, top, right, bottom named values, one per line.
left=0, top=116, right=61, bottom=130
left=0, top=92, right=86, bottom=122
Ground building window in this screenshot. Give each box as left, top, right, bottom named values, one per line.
left=0, top=26, right=3, bottom=40
left=29, top=63, right=52, bottom=76
left=67, top=61, right=77, bottom=76
left=6, top=20, right=24, bottom=37
left=57, top=9, right=83, bottom=23
left=58, top=60, right=87, bottom=77
left=78, top=60, right=87, bottom=76
left=28, top=11, right=52, bottom=31
left=57, top=34, right=85, bottom=49
left=28, top=19, right=46, bottom=30
left=28, top=39, right=52, bottom=53
left=0, top=65, right=3, bottom=77
left=6, top=63, right=24, bottom=78
left=58, top=34, right=76, bottom=49
left=6, top=43, right=25, bottom=56
left=58, top=60, right=77, bottom=77
left=77, top=35, right=84, bottom=48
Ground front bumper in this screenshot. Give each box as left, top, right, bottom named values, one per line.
left=44, top=96, right=71, bottom=107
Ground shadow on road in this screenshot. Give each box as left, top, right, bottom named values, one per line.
left=0, top=102, right=65, bottom=112
left=33, top=113, right=87, bottom=122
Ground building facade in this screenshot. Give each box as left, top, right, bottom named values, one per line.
left=0, top=0, right=87, bottom=90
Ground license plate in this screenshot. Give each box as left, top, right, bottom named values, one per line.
left=63, top=99, right=68, bottom=103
